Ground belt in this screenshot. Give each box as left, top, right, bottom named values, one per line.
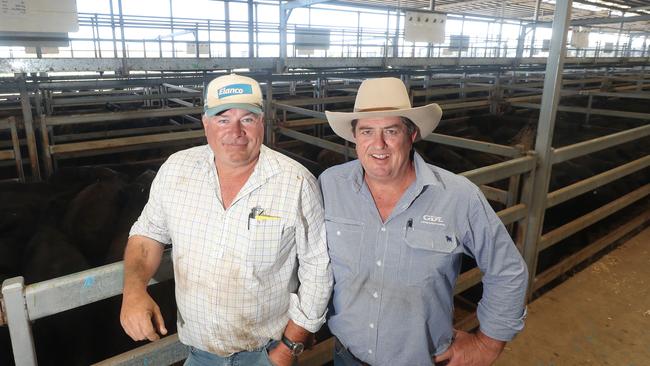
left=334, top=337, right=371, bottom=366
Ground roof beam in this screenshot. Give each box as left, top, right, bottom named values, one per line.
left=534, top=14, right=650, bottom=26
left=281, top=0, right=331, bottom=11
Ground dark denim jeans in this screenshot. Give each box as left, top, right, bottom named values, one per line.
left=184, top=341, right=278, bottom=366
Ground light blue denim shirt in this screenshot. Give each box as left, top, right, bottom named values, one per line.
left=319, top=152, right=528, bottom=366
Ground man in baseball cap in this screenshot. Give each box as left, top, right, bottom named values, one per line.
left=121, top=73, right=333, bottom=366
left=319, top=77, right=528, bottom=366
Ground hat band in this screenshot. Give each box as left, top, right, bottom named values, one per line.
left=355, top=106, right=405, bottom=112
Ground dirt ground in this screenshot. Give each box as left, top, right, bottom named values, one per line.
left=495, top=226, right=650, bottom=366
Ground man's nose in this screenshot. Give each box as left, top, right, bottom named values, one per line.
left=230, top=121, right=245, bottom=136
left=370, top=131, right=387, bottom=148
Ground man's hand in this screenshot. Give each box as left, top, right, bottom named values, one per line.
left=433, top=329, right=505, bottom=366
left=267, top=344, right=295, bottom=366
left=120, top=290, right=167, bottom=342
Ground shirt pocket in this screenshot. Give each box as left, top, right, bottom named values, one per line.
left=404, top=228, right=460, bottom=287
left=325, top=216, right=363, bottom=283
left=247, top=219, right=292, bottom=273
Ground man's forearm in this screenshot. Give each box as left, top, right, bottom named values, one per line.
left=123, top=235, right=164, bottom=294
left=283, top=319, right=312, bottom=344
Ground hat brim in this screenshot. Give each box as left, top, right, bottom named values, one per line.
left=204, top=103, right=263, bottom=117
left=325, top=103, right=442, bottom=143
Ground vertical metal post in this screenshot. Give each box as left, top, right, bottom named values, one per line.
left=17, top=74, right=40, bottom=181
left=280, top=2, right=287, bottom=60
left=208, top=19, right=212, bottom=58
left=458, top=15, right=465, bottom=59
left=384, top=10, right=391, bottom=59
left=9, top=117, right=25, bottom=182
left=170, top=0, right=175, bottom=57
left=117, top=0, right=127, bottom=58
left=392, top=0, right=401, bottom=58
left=529, top=0, right=542, bottom=57
left=496, top=16, right=504, bottom=57
left=615, top=13, right=625, bottom=58
left=2, top=277, right=38, bottom=366
left=264, top=80, right=275, bottom=146
left=490, top=73, right=501, bottom=115
left=516, top=21, right=526, bottom=61
left=109, top=0, right=118, bottom=58
left=515, top=151, right=537, bottom=254
left=248, top=0, right=255, bottom=58
left=91, top=14, right=98, bottom=58
left=194, top=24, right=199, bottom=58
left=255, top=4, right=260, bottom=57
left=357, top=12, right=361, bottom=58
left=521, top=0, right=572, bottom=299
left=585, top=94, right=593, bottom=125
left=225, top=0, right=231, bottom=58
left=39, top=115, right=53, bottom=177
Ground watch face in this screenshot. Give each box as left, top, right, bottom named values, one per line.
left=292, top=343, right=304, bottom=355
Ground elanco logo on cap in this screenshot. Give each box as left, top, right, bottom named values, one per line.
left=217, top=83, right=253, bottom=99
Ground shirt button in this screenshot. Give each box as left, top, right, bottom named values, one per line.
left=336, top=230, right=341, bottom=236
left=372, top=291, right=378, bottom=298
left=369, top=323, right=374, bottom=328
left=380, top=227, right=386, bottom=232
left=376, top=260, right=382, bottom=267
left=368, top=349, right=373, bottom=354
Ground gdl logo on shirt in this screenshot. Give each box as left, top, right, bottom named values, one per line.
left=217, top=84, right=253, bottom=99
left=421, top=215, right=445, bottom=226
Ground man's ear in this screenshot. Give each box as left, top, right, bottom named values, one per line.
left=410, top=129, right=419, bottom=143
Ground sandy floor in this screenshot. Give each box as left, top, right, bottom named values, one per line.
left=496, top=226, right=650, bottom=366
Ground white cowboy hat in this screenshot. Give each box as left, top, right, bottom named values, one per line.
left=325, top=77, right=442, bottom=143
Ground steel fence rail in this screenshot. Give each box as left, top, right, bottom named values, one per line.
left=552, top=124, right=650, bottom=164
left=91, top=334, right=188, bottom=366
left=547, top=155, right=650, bottom=208
left=539, top=184, right=650, bottom=251
left=28, top=252, right=173, bottom=321
left=533, top=210, right=650, bottom=292
left=42, top=106, right=203, bottom=126
left=424, top=133, right=522, bottom=158
left=460, top=154, right=536, bottom=186
left=511, top=102, right=650, bottom=121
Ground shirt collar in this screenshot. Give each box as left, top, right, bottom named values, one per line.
left=412, top=151, right=439, bottom=188
left=201, top=144, right=280, bottom=183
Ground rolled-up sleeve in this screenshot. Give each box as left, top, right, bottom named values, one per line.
left=464, top=185, right=528, bottom=341
left=129, top=164, right=172, bottom=245
left=288, top=175, right=333, bottom=333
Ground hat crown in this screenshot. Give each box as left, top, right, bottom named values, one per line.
left=354, top=77, right=412, bottom=112
left=204, top=73, right=263, bottom=116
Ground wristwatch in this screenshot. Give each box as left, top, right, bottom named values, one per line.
left=281, top=335, right=305, bottom=356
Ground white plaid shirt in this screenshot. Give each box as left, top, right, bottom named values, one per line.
left=130, top=144, right=332, bottom=356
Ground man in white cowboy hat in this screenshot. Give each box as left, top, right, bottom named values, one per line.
left=319, top=77, right=527, bottom=366
left=120, top=73, right=333, bottom=366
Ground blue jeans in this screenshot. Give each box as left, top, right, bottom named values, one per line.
left=184, top=341, right=278, bottom=366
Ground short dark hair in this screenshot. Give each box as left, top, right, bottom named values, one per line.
left=351, top=117, right=419, bottom=138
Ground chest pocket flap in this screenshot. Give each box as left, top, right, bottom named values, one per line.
left=405, top=229, right=459, bottom=253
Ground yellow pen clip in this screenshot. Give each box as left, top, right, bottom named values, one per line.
left=255, top=214, right=280, bottom=221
